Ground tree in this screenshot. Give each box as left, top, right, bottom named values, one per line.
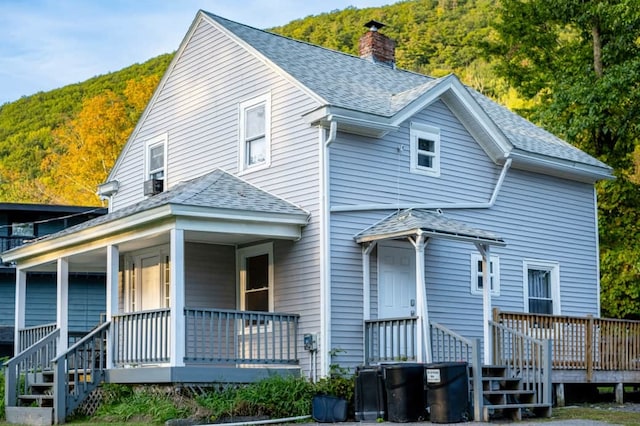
left=40, top=75, right=159, bottom=205
left=490, top=0, right=640, bottom=318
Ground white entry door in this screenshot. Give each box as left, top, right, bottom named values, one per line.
left=378, top=242, right=416, bottom=319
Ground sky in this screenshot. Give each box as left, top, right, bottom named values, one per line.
left=0, top=0, right=393, bottom=105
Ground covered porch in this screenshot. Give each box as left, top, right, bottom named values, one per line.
left=2, top=170, right=310, bottom=424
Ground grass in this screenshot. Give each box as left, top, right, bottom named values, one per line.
left=545, top=404, right=640, bottom=425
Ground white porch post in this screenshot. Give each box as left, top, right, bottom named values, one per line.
left=57, top=257, right=69, bottom=355
left=411, top=234, right=431, bottom=363
left=475, top=243, right=492, bottom=363
left=106, top=244, right=119, bottom=368
left=170, top=228, right=185, bottom=367
left=14, top=267, right=26, bottom=354
left=362, top=242, right=376, bottom=321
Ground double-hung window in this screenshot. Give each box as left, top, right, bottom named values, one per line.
left=524, top=260, right=560, bottom=314
left=238, top=242, right=273, bottom=314
left=470, top=253, right=500, bottom=296
left=239, top=94, right=271, bottom=172
left=144, top=133, right=167, bottom=194
left=410, top=122, right=440, bottom=176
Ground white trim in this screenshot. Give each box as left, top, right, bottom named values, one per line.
left=523, top=259, right=561, bottom=315
left=410, top=123, right=440, bottom=177
left=170, top=229, right=185, bottom=367
left=593, top=187, right=602, bottom=316
left=56, top=257, right=69, bottom=356
left=237, top=242, right=274, bottom=312
left=14, top=268, right=26, bottom=355
left=470, top=253, right=500, bottom=296
left=238, top=93, right=271, bottom=173
left=125, top=245, right=170, bottom=312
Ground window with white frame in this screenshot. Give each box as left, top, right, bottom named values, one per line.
left=410, top=123, right=440, bottom=176
left=470, top=253, right=500, bottom=296
left=239, top=94, right=271, bottom=171
left=145, top=134, right=167, bottom=192
left=524, top=260, right=560, bottom=315
left=238, top=242, right=273, bottom=313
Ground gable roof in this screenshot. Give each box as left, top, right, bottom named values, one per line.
left=2, top=170, right=309, bottom=262
left=354, top=208, right=505, bottom=246
left=200, top=11, right=612, bottom=181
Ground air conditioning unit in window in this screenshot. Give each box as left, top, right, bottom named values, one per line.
left=143, top=178, right=163, bottom=196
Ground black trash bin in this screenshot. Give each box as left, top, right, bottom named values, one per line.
left=383, top=363, right=426, bottom=422
left=355, top=365, right=386, bottom=421
left=425, top=362, right=469, bottom=423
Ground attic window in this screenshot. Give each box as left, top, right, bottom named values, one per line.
left=410, top=123, right=440, bottom=177
left=239, top=93, right=271, bottom=172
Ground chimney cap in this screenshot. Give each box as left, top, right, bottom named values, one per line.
left=363, top=20, right=386, bottom=32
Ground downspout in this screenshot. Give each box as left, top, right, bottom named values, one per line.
left=331, top=157, right=512, bottom=212
left=320, top=120, right=337, bottom=377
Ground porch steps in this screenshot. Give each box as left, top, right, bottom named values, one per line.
left=471, top=365, right=552, bottom=421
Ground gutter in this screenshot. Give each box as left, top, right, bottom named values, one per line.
left=331, top=157, right=512, bottom=212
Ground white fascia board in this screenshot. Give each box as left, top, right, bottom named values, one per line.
left=303, top=106, right=399, bottom=138
left=390, top=75, right=512, bottom=162
left=509, top=150, right=615, bottom=183
left=355, top=229, right=506, bottom=247
left=169, top=204, right=310, bottom=225
left=176, top=217, right=302, bottom=240
left=2, top=205, right=175, bottom=264
left=200, top=13, right=327, bottom=108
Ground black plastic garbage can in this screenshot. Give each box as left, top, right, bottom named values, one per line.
left=355, top=365, right=387, bottom=421
left=425, top=362, right=469, bottom=423
left=383, top=363, right=426, bottom=422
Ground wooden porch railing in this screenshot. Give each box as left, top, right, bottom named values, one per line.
left=18, top=322, right=57, bottom=352
left=112, top=309, right=170, bottom=366
left=495, top=310, right=640, bottom=379
left=184, top=308, right=299, bottom=364
left=364, top=316, right=417, bottom=364
left=4, top=328, right=59, bottom=408
left=430, top=322, right=477, bottom=364
left=490, top=320, right=552, bottom=406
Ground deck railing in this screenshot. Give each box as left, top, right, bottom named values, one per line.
left=490, top=320, right=552, bottom=406
left=430, top=322, right=477, bottom=364
left=0, top=235, right=32, bottom=252
left=4, top=328, right=59, bottom=408
left=18, top=322, right=57, bottom=352
left=112, top=309, right=170, bottom=366
left=364, top=316, right=417, bottom=364
left=53, top=322, right=109, bottom=424
left=184, top=308, right=299, bottom=364
left=495, top=309, right=640, bottom=379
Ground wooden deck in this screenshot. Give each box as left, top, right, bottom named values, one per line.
left=494, top=309, right=640, bottom=404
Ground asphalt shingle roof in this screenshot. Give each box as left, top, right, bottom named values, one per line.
left=205, top=12, right=610, bottom=172
left=6, top=170, right=308, bottom=251
left=354, top=209, right=505, bottom=245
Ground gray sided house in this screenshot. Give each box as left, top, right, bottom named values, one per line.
left=0, top=203, right=106, bottom=357
left=4, top=11, right=629, bottom=425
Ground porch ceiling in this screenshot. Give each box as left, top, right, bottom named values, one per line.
left=354, top=208, right=506, bottom=246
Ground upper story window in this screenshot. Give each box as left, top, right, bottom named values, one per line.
left=410, top=122, right=440, bottom=177
left=523, top=259, right=560, bottom=315
left=239, top=94, right=271, bottom=172
left=470, top=253, right=500, bottom=296
left=144, top=134, right=167, bottom=195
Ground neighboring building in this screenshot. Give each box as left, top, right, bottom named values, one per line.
left=0, top=203, right=106, bottom=357
left=3, top=11, right=621, bottom=423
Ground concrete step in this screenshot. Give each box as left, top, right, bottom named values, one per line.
left=5, top=406, right=53, bottom=426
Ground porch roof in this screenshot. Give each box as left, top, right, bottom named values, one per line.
left=354, top=208, right=506, bottom=246
left=1, top=169, right=310, bottom=264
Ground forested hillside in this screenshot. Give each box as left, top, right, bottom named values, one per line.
left=0, top=54, right=172, bottom=205
left=0, top=0, right=638, bottom=318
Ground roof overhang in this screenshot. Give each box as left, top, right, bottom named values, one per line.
left=2, top=203, right=309, bottom=266
left=508, top=150, right=614, bottom=183
left=354, top=209, right=506, bottom=247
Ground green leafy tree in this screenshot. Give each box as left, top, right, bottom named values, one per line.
left=490, top=0, right=640, bottom=318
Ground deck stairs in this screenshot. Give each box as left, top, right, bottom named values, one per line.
left=471, top=364, right=552, bottom=421
left=4, top=323, right=109, bottom=425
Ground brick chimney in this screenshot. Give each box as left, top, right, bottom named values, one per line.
left=359, top=20, right=396, bottom=68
